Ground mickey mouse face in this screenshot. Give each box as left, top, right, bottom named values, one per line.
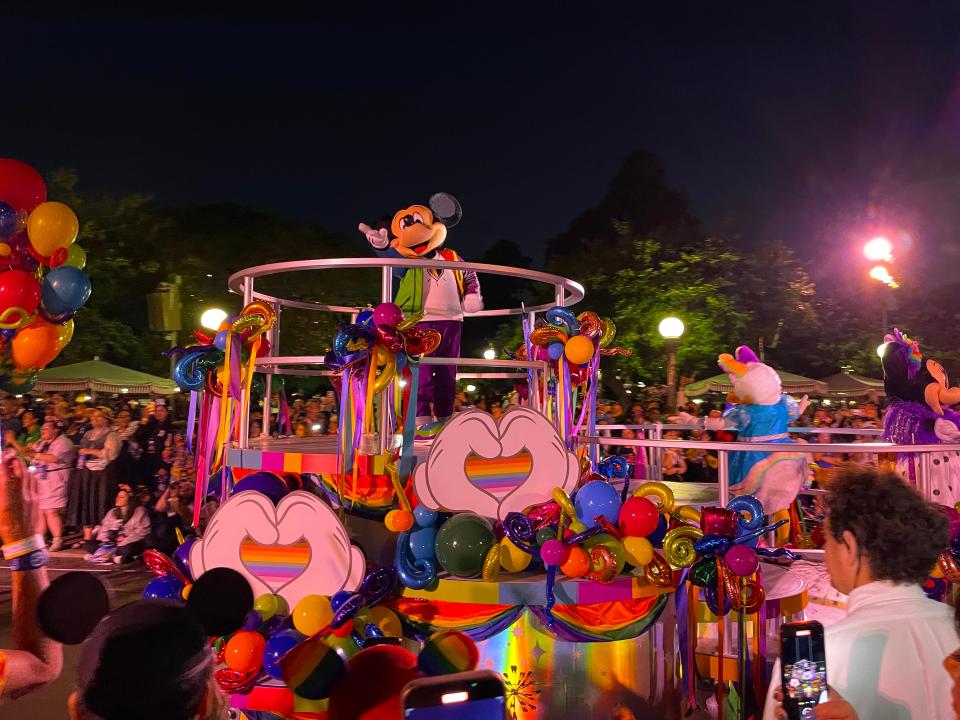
left=189, top=491, right=365, bottom=609
left=413, top=407, right=580, bottom=521
left=390, top=205, right=448, bottom=258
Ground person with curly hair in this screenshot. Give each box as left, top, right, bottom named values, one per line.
left=763, top=464, right=958, bottom=719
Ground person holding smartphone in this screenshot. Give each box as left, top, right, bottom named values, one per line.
left=762, top=465, right=958, bottom=719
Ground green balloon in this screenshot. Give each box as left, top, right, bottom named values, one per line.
left=434, top=513, right=495, bottom=578
left=582, top=533, right=627, bottom=575
left=535, top=526, right=556, bottom=547
left=1, top=370, right=37, bottom=394
left=689, top=557, right=718, bottom=588
left=63, top=244, right=86, bottom=270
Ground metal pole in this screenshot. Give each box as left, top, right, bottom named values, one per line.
left=263, top=302, right=279, bottom=437
left=380, top=267, right=393, bottom=453
left=718, top=450, right=730, bottom=506
left=527, top=309, right=538, bottom=411
left=242, top=277, right=253, bottom=307
left=238, top=277, right=254, bottom=449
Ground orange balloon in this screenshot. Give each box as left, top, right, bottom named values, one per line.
left=560, top=545, right=590, bottom=577
left=11, top=318, right=73, bottom=370
left=224, top=630, right=265, bottom=673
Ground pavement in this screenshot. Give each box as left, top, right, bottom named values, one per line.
left=0, top=548, right=151, bottom=720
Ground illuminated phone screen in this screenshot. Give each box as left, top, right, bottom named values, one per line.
left=404, top=695, right=506, bottom=719
left=781, top=624, right=828, bottom=719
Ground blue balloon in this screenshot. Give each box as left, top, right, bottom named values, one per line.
left=143, top=575, right=184, bottom=601
left=331, top=590, right=353, bottom=612
left=214, top=330, right=228, bottom=351
left=726, top=495, right=765, bottom=531
left=395, top=530, right=437, bottom=589
left=41, top=266, right=92, bottom=315
left=573, top=480, right=622, bottom=529
left=173, top=536, right=197, bottom=580
left=263, top=629, right=305, bottom=680
left=396, top=352, right=408, bottom=370
left=413, top=505, right=438, bottom=527
left=0, top=202, right=18, bottom=240
left=233, top=472, right=289, bottom=504
left=356, top=309, right=374, bottom=325
left=648, top=514, right=669, bottom=548
left=409, top=526, right=437, bottom=561
left=547, top=342, right=565, bottom=361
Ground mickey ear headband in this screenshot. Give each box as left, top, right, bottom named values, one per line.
left=428, top=192, right=461, bottom=228
left=37, top=566, right=254, bottom=645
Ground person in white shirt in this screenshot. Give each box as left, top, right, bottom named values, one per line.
left=764, top=465, right=957, bottom=720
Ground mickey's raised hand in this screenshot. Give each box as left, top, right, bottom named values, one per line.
left=358, top=222, right=390, bottom=250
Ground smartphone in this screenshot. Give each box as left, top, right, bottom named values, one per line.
left=780, top=620, right=828, bottom=720
left=402, top=670, right=507, bottom=720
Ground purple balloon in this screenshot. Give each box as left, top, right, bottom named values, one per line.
left=173, top=536, right=197, bottom=579
left=938, top=504, right=960, bottom=543
left=233, top=472, right=290, bottom=504
left=724, top=544, right=760, bottom=577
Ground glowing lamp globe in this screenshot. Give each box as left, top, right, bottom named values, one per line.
left=869, top=265, right=891, bottom=284
left=483, top=348, right=496, bottom=360
left=863, top=236, right=892, bottom=262
left=877, top=343, right=887, bottom=359
left=658, top=317, right=685, bottom=339
left=201, top=308, right=228, bottom=331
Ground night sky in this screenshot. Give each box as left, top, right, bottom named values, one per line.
left=7, top=3, right=960, bottom=285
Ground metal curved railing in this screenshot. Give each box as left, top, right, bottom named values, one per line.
left=227, top=257, right=585, bottom=446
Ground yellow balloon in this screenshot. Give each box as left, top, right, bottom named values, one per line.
left=372, top=345, right=397, bottom=395
left=253, top=593, right=289, bottom=622
left=498, top=537, right=532, bottom=573
left=292, top=594, right=333, bottom=636
left=370, top=606, right=402, bottom=638
left=633, top=481, right=675, bottom=512
left=622, top=536, right=654, bottom=567
left=27, top=202, right=79, bottom=258
left=663, top=526, right=704, bottom=568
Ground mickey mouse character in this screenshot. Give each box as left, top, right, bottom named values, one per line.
left=881, top=328, right=960, bottom=504
left=359, top=193, right=483, bottom=427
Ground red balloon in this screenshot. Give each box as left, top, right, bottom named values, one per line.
left=618, top=496, right=660, bottom=538
left=0, top=269, right=41, bottom=316
left=0, top=160, right=46, bottom=214
left=328, top=645, right=422, bottom=720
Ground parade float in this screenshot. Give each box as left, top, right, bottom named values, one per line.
left=160, top=197, right=821, bottom=719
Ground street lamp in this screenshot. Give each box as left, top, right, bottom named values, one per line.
left=863, top=236, right=893, bottom=262
left=465, top=384, right=477, bottom=393
left=658, top=317, right=685, bottom=412
left=200, top=308, right=228, bottom=331
left=483, top=348, right=496, bottom=361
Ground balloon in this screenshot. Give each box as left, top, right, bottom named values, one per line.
left=564, top=334, right=595, bottom=365
left=540, top=538, right=569, bottom=566
left=417, top=629, right=479, bottom=676
left=214, top=330, right=228, bottom=351
left=618, top=497, right=660, bottom=537
left=369, top=606, right=402, bottom=638
left=726, top=495, right=765, bottom=531
left=225, top=630, right=266, bottom=673
left=292, top=594, right=334, bottom=636
left=434, top=513, right=495, bottom=578
left=560, top=546, right=590, bottom=577
left=142, top=575, right=184, bottom=600
left=573, top=480, right=622, bottom=529
left=598, top=317, right=617, bottom=348
left=233, top=471, right=290, bottom=504
left=633, top=482, right=675, bottom=513
left=408, top=525, right=437, bottom=560
left=375, top=324, right=403, bottom=353
left=704, top=586, right=733, bottom=617
left=404, top=327, right=441, bottom=357
left=644, top=552, right=674, bottom=587
left=371, top=345, right=397, bottom=395
left=173, top=536, right=196, bottom=579
left=577, top=311, right=602, bottom=339
left=63, top=244, right=86, bottom=270
left=333, top=323, right=374, bottom=363
left=648, top=513, right=669, bottom=548
left=384, top=509, right=414, bottom=532
left=701, top=507, right=739, bottom=538
left=395, top=530, right=437, bottom=589
left=281, top=637, right=348, bottom=700
left=530, top=326, right=568, bottom=347
left=41, top=266, right=91, bottom=315
left=482, top=544, right=500, bottom=581
left=938, top=504, right=960, bottom=543
left=372, top=302, right=404, bottom=328
left=622, top=536, right=654, bottom=567
left=355, top=309, right=374, bottom=325
left=499, top=537, right=532, bottom=572
left=545, top=306, right=579, bottom=335
left=582, top=533, right=627, bottom=575
left=584, top=543, right=619, bottom=583
left=0, top=159, right=46, bottom=214
left=0, top=202, right=18, bottom=240
left=501, top=511, right=537, bottom=554
left=689, top=557, right=719, bottom=587
left=413, top=505, right=438, bottom=527
left=254, top=593, right=290, bottom=622
left=724, top=544, right=759, bottom=577
left=547, top=341, right=565, bottom=361
left=11, top=317, right=73, bottom=369
left=694, top=534, right=733, bottom=558
left=27, top=201, right=78, bottom=258
left=1, top=370, right=37, bottom=394
left=263, top=629, right=304, bottom=680
left=663, top=525, right=704, bottom=568
left=0, top=268, right=40, bottom=318
left=535, top=526, right=556, bottom=547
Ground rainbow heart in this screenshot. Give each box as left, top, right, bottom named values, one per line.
left=239, top=537, right=312, bottom=592
left=464, top=450, right=533, bottom=499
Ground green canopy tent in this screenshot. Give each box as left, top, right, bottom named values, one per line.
left=683, top=371, right=828, bottom=397
left=33, top=359, right=179, bottom=395
left=818, top=372, right=886, bottom=399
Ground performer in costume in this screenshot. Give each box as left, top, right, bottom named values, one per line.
left=359, top=193, right=483, bottom=429
left=674, top=346, right=809, bottom=515
left=881, top=328, right=960, bottom=505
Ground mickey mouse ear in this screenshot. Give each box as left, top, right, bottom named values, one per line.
left=38, top=572, right=111, bottom=644
left=429, top=193, right=462, bottom=228
left=186, top=567, right=253, bottom=637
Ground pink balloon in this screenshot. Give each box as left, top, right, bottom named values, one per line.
left=373, top=302, right=404, bottom=328
left=540, top=539, right=569, bottom=566
left=724, top=544, right=759, bottom=577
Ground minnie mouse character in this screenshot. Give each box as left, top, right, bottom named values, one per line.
left=881, top=328, right=960, bottom=504
left=359, top=193, right=483, bottom=427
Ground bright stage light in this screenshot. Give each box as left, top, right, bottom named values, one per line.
left=483, top=348, right=496, bottom=360
left=869, top=265, right=892, bottom=283
left=863, top=236, right=893, bottom=262
left=466, top=384, right=477, bottom=392
left=200, top=308, right=228, bottom=331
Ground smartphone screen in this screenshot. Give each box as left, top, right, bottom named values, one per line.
left=781, top=621, right=828, bottom=720
left=403, top=671, right=506, bottom=720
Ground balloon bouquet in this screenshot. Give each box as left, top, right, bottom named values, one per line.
left=0, top=159, right=92, bottom=391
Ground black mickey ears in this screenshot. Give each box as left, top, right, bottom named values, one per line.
left=36, top=567, right=254, bottom=645
left=429, top=193, right=462, bottom=228
left=38, top=572, right=111, bottom=644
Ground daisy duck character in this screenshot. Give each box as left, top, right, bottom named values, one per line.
left=881, top=328, right=960, bottom=505
left=359, top=193, right=482, bottom=428
left=674, top=346, right=809, bottom=514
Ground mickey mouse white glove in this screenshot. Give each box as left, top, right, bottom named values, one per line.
left=934, top=417, right=960, bottom=443
left=358, top=222, right=390, bottom=250
left=462, top=293, right=484, bottom=314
